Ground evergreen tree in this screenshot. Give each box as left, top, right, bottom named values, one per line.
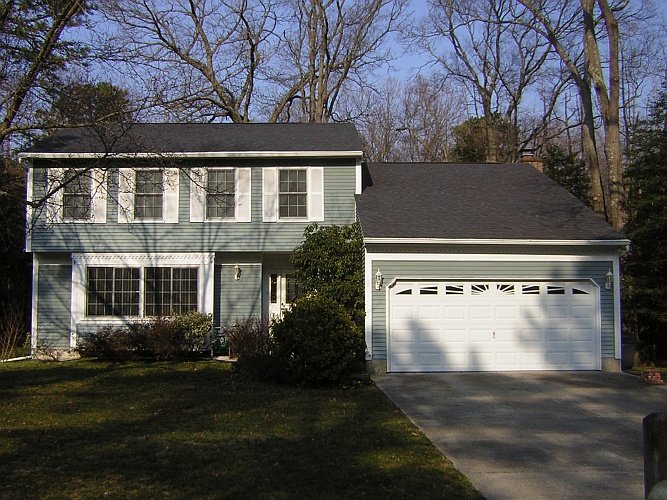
left=291, top=223, right=365, bottom=326
left=542, top=144, right=591, bottom=205
left=623, top=89, right=667, bottom=364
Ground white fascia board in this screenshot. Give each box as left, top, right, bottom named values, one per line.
left=364, top=237, right=631, bottom=247
left=19, top=150, right=364, bottom=160
left=365, top=252, right=620, bottom=262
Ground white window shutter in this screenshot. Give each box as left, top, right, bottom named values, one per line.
left=308, top=167, right=324, bottom=222
left=163, top=168, right=180, bottom=223
left=117, top=168, right=135, bottom=223
left=262, top=167, right=277, bottom=222
left=190, top=168, right=206, bottom=222
left=236, top=167, right=251, bottom=222
left=46, top=168, right=64, bottom=223
left=91, top=169, right=107, bottom=223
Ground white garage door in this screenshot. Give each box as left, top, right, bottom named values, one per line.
left=388, top=281, right=600, bottom=372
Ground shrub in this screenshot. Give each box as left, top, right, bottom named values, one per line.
left=173, top=312, right=212, bottom=352
left=224, top=316, right=279, bottom=380
left=145, top=317, right=184, bottom=361
left=78, top=324, right=148, bottom=361
left=78, top=312, right=212, bottom=361
left=272, top=295, right=365, bottom=384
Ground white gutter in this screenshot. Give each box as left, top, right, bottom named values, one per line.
left=364, top=237, right=631, bottom=247
left=18, top=150, right=364, bottom=160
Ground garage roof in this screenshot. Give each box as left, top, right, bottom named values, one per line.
left=22, top=123, right=363, bottom=156
left=355, top=162, right=625, bottom=242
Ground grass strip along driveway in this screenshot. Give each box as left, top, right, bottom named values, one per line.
left=0, top=360, right=481, bottom=499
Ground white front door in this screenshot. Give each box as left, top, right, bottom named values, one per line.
left=267, top=271, right=300, bottom=321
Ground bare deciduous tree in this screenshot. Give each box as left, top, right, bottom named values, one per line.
left=356, top=76, right=465, bottom=162
left=272, top=0, right=407, bottom=123
left=420, top=0, right=558, bottom=162
left=518, top=0, right=626, bottom=230
left=100, top=0, right=406, bottom=123
left=100, top=0, right=278, bottom=123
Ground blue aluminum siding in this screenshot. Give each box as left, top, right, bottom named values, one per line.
left=216, top=263, right=263, bottom=327
left=36, top=264, right=72, bottom=349
left=30, top=164, right=356, bottom=253
left=370, top=260, right=615, bottom=361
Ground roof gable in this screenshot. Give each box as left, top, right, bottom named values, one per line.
left=356, top=162, right=625, bottom=242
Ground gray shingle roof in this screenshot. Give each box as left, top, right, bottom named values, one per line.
left=355, top=162, right=625, bottom=241
left=26, top=123, right=363, bottom=154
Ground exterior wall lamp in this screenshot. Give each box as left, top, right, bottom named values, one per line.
left=605, top=269, right=613, bottom=290
left=234, top=264, right=242, bottom=281
left=375, top=269, right=383, bottom=290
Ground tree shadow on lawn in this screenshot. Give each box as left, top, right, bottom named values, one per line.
left=0, top=361, right=481, bottom=499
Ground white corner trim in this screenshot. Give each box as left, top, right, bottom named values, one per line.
left=355, top=158, right=362, bottom=195
left=612, top=255, right=622, bottom=360
left=364, top=237, right=631, bottom=247
left=24, top=159, right=33, bottom=252
left=19, top=150, right=364, bottom=159
left=364, top=248, right=373, bottom=360
left=31, top=255, right=39, bottom=352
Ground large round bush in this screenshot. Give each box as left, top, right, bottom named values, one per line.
left=272, top=295, right=365, bottom=383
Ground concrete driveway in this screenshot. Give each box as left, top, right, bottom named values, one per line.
left=374, top=371, right=667, bottom=500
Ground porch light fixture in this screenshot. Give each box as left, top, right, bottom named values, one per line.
left=234, top=264, right=242, bottom=281
left=375, top=269, right=383, bottom=290
left=605, top=270, right=613, bottom=290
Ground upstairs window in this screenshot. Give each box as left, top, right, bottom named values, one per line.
left=135, top=169, right=164, bottom=220
left=45, top=168, right=107, bottom=224
left=206, top=169, right=235, bottom=219
left=63, top=169, right=92, bottom=220
left=262, top=167, right=323, bottom=223
left=118, top=168, right=179, bottom=223
left=279, top=169, right=307, bottom=218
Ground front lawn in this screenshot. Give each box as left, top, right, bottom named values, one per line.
left=0, top=360, right=481, bottom=499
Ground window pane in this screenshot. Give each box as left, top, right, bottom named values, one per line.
left=286, top=274, right=301, bottom=303
left=206, top=169, right=235, bottom=219
left=278, top=169, right=307, bottom=219
left=145, top=267, right=198, bottom=316
left=87, top=267, right=139, bottom=317
left=63, top=169, right=92, bottom=220
left=135, top=170, right=163, bottom=219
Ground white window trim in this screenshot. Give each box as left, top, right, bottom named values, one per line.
left=71, top=253, right=214, bottom=331
left=263, top=166, right=324, bottom=223
left=118, top=167, right=179, bottom=224
left=46, top=167, right=107, bottom=224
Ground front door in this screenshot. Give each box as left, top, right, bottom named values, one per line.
left=267, top=271, right=300, bottom=321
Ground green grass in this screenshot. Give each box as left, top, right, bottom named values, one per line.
left=0, top=360, right=482, bottom=499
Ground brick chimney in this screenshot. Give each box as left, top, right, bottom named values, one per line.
left=519, top=148, right=543, bottom=172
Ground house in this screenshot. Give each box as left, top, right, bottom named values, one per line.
left=21, top=124, right=629, bottom=372
left=22, top=123, right=362, bottom=354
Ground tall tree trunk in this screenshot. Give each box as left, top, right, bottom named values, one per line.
left=597, top=0, right=624, bottom=230
left=578, top=77, right=607, bottom=217
left=582, top=0, right=624, bottom=230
